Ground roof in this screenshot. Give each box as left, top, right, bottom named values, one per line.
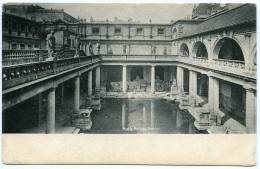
left=171, top=19, right=204, bottom=26
left=176, top=4, right=256, bottom=39
left=3, top=12, right=40, bottom=25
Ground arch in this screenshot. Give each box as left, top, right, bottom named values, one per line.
left=213, top=37, right=244, bottom=61
left=180, top=43, right=189, bottom=57
left=192, top=41, right=208, bottom=58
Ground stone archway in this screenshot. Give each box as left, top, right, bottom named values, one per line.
left=180, top=43, right=189, bottom=57
left=192, top=41, right=208, bottom=58
left=213, top=37, right=244, bottom=61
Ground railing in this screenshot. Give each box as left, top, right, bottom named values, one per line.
left=101, top=55, right=254, bottom=77
left=178, top=56, right=254, bottom=78
left=101, top=54, right=178, bottom=61
left=2, top=49, right=87, bottom=66
left=2, top=50, right=48, bottom=66
left=2, top=55, right=101, bottom=90
left=2, top=52, right=255, bottom=90
left=213, top=59, right=245, bottom=69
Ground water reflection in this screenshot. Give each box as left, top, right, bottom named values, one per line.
left=81, top=98, right=199, bottom=134
left=122, top=99, right=159, bottom=131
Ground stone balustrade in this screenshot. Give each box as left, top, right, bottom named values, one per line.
left=179, top=57, right=255, bottom=79
left=2, top=49, right=87, bottom=66
left=2, top=53, right=256, bottom=90
left=101, top=55, right=179, bottom=61
left=2, top=50, right=48, bottom=66
left=101, top=54, right=255, bottom=79
left=2, top=55, right=100, bottom=90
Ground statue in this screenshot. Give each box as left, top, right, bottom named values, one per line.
left=89, top=41, right=93, bottom=55
left=74, top=35, right=80, bottom=57
left=170, top=79, right=178, bottom=96
left=46, top=31, right=56, bottom=60
left=96, top=40, right=101, bottom=54
left=123, top=45, right=127, bottom=54
left=151, top=46, right=157, bottom=54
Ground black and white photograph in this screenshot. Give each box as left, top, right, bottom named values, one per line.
left=1, top=1, right=258, bottom=166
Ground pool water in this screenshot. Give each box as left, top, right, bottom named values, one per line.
left=82, top=98, right=200, bottom=134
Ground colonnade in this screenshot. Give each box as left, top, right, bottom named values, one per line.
left=42, top=64, right=255, bottom=133
left=176, top=65, right=256, bottom=133
left=44, top=66, right=101, bottom=133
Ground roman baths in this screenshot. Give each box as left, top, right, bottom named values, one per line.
left=1, top=3, right=256, bottom=134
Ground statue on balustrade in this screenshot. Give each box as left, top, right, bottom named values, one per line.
left=46, top=31, right=56, bottom=60
left=96, top=40, right=101, bottom=54
left=74, top=35, right=80, bottom=57
left=151, top=46, right=157, bottom=55
left=89, top=41, right=94, bottom=55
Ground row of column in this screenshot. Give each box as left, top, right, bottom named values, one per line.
left=45, top=66, right=101, bottom=133
left=176, top=66, right=256, bottom=133
left=122, top=65, right=156, bottom=93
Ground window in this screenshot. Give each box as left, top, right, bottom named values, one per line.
left=11, top=43, right=17, bottom=50
left=157, top=28, right=165, bottom=35
left=178, top=25, right=183, bottom=33
left=20, top=44, right=25, bottom=50
left=12, top=21, right=17, bottom=31
left=92, top=27, right=100, bottom=34
left=34, top=45, right=39, bottom=49
left=28, top=44, right=32, bottom=49
left=21, top=23, right=25, bottom=32
left=136, top=28, right=144, bottom=35
left=114, top=27, right=122, bottom=34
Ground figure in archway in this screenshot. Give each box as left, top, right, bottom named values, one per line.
left=46, top=31, right=56, bottom=59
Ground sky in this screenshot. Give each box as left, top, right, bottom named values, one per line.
left=39, top=3, right=194, bottom=23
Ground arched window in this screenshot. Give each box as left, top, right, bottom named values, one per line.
left=180, top=43, right=189, bottom=57
left=214, top=38, right=244, bottom=61
left=192, top=41, right=208, bottom=58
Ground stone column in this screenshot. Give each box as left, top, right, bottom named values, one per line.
left=122, top=101, right=126, bottom=129
left=38, top=93, right=42, bottom=127
left=122, top=65, right=127, bottom=93
left=88, top=70, right=93, bottom=96
left=151, top=65, right=155, bottom=93
left=143, top=105, right=146, bottom=127
left=177, top=66, right=184, bottom=93
left=61, top=83, right=65, bottom=105
left=143, top=67, right=147, bottom=81
left=213, top=78, right=219, bottom=113
left=74, top=76, right=80, bottom=112
left=150, top=100, right=155, bottom=128
left=189, top=70, right=197, bottom=97
left=176, top=110, right=182, bottom=128
left=46, top=88, right=55, bottom=134
left=244, top=86, right=256, bottom=133
left=208, top=75, right=214, bottom=113
left=95, top=67, right=101, bottom=91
